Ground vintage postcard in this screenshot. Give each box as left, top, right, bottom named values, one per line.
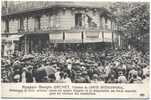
left=1, top=1, right=150, bottom=99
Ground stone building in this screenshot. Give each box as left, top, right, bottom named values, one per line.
left=1, top=1, right=123, bottom=56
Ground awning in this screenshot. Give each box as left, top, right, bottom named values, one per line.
left=1, top=37, right=8, bottom=40
left=85, top=32, right=100, bottom=38
left=7, top=35, right=24, bottom=41
left=48, top=32, right=113, bottom=43
left=49, top=33, right=63, bottom=40
left=65, top=32, right=82, bottom=40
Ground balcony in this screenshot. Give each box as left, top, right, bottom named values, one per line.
left=2, top=26, right=114, bottom=35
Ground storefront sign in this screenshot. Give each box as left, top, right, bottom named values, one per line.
left=49, top=33, right=63, bottom=40
left=85, top=32, right=99, bottom=38
left=65, top=32, right=82, bottom=40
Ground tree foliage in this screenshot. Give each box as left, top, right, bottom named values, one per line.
left=109, top=2, right=149, bottom=50
left=110, top=2, right=149, bottom=37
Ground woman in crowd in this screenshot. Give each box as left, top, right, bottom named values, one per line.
left=1, top=48, right=149, bottom=83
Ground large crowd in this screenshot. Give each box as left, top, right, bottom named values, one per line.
left=1, top=47, right=149, bottom=83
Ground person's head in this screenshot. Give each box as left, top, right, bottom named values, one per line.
left=48, top=74, right=56, bottom=82
left=52, top=64, right=57, bottom=69
left=118, top=71, right=123, bottom=76
left=27, top=65, right=33, bottom=72
left=56, top=67, right=60, bottom=71
left=13, top=74, right=20, bottom=82
left=64, top=73, right=68, bottom=78
left=98, top=62, right=101, bottom=66
left=92, top=74, right=98, bottom=80
left=82, top=71, right=88, bottom=76
left=59, top=72, right=64, bottom=79
left=110, top=74, right=115, bottom=79
left=45, top=61, right=50, bottom=66
left=76, top=70, right=81, bottom=76
left=137, top=66, right=141, bottom=71
left=132, top=74, right=137, bottom=79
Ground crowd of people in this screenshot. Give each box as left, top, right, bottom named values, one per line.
left=1, top=47, right=149, bottom=83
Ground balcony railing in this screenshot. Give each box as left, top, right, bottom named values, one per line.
left=2, top=26, right=114, bottom=35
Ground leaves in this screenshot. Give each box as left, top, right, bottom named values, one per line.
left=109, top=2, right=149, bottom=47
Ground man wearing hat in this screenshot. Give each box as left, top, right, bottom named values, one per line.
left=55, top=67, right=61, bottom=81
left=63, top=73, right=72, bottom=83
left=21, top=55, right=35, bottom=83
left=13, top=74, right=21, bottom=82
left=128, top=67, right=138, bottom=81
left=81, top=71, right=91, bottom=83
left=25, top=65, right=34, bottom=83
left=129, top=70, right=142, bottom=83
left=117, top=71, right=127, bottom=83
left=91, top=74, right=99, bottom=83
left=73, top=70, right=85, bottom=83
left=12, top=60, right=23, bottom=82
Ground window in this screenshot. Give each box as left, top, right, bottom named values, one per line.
left=5, top=20, right=9, bottom=32
left=19, top=17, right=24, bottom=31
left=86, top=14, right=97, bottom=28
left=105, top=18, right=108, bottom=30
left=34, top=16, right=41, bottom=30
left=75, top=13, right=82, bottom=27
left=100, top=17, right=103, bottom=29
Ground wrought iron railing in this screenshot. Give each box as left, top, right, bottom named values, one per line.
left=2, top=26, right=114, bottom=34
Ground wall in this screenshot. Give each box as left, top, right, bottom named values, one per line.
left=2, top=7, right=113, bottom=33
left=58, top=9, right=75, bottom=30
left=57, top=9, right=112, bottom=30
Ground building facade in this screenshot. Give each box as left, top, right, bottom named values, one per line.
left=1, top=2, right=123, bottom=56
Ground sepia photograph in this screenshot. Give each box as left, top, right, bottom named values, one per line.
left=1, top=1, right=149, bottom=84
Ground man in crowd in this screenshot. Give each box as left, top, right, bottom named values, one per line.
left=1, top=48, right=149, bottom=84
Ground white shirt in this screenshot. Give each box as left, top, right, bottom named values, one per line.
left=64, top=77, right=72, bottom=83
left=67, top=64, right=72, bottom=70
left=55, top=71, right=61, bottom=81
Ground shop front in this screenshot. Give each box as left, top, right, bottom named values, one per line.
left=20, top=34, right=50, bottom=54
left=18, top=31, right=114, bottom=54
left=1, top=35, right=23, bottom=57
